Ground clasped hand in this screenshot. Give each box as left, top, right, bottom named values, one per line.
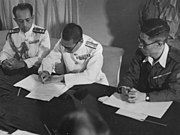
left=2, top=58, right=25, bottom=70
left=120, top=86, right=146, bottom=103
left=39, top=71, right=64, bottom=84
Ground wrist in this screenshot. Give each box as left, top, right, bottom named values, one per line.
left=23, top=61, right=28, bottom=68
left=145, top=93, right=150, bottom=102
left=62, top=76, right=65, bottom=83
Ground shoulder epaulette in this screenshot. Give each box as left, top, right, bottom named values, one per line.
left=33, top=27, right=46, bottom=34
left=8, top=28, right=20, bottom=34
left=85, top=41, right=98, bottom=49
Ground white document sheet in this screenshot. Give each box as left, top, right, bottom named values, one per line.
left=14, top=74, right=72, bottom=101
left=0, top=130, right=9, bottom=135
left=116, top=109, right=148, bottom=121
left=11, top=129, right=38, bottom=135
left=98, top=96, right=109, bottom=102
left=103, top=92, right=172, bottom=118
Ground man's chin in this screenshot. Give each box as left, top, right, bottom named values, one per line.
left=21, top=28, right=29, bottom=33
left=141, top=51, right=149, bottom=56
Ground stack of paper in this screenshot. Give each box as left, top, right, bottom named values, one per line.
left=14, top=74, right=72, bottom=101
left=11, top=129, right=39, bottom=135
left=99, top=92, right=172, bottom=121
left=0, top=130, right=9, bottom=135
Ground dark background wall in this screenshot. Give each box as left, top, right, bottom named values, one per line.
left=79, top=0, right=145, bottom=78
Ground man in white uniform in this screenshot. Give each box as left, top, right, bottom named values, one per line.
left=39, top=23, right=108, bottom=86
left=0, top=3, right=50, bottom=72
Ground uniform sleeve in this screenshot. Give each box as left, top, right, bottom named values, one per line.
left=38, top=41, right=62, bottom=74
left=119, top=50, right=142, bottom=88
left=149, top=63, right=180, bottom=102
left=64, top=44, right=104, bottom=86
left=24, top=30, right=51, bottom=68
left=0, top=36, right=15, bottom=63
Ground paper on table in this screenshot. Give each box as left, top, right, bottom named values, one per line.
left=14, top=74, right=72, bottom=101
left=14, top=74, right=44, bottom=92
left=11, top=129, right=39, bottom=135
left=25, top=82, right=68, bottom=101
left=103, top=92, right=172, bottom=118
left=116, top=109, right=148, bottom=121
left=98, top=96, right=109, bottom=102
left=0, top=130, right=9, bottom=135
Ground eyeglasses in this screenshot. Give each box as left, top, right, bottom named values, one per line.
left=60, top=41, right=79, bottom=53
left=138, top=38, right=160, bottom=49
left=64, top=43, right=78, bottom=52
left=61, top=38, right=82, bottom=53
left=14, top=17, right=33, bottom=24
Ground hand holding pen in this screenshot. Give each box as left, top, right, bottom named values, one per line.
left=39, top=71, right=51, bottom=83
left=127, top=88, right=146, bottom=103
left=118, top=86, right=146, bottom=103
left=118, top=86, right=131, bottom=95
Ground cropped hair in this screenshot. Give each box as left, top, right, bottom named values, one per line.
left=140, top=18, right=170, bottom=39
left=56, top=109, right=110, bottom=135
left=62, top=23, right=83, bottom=44
left=13, top=3, right=33, bottom=18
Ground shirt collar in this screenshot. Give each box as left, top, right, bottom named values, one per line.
left=143, top=43, right=169, bottom=68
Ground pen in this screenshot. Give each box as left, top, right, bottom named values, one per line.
left=42, top=64, right=44, bottom=71
left=44, top=124, right=52, bottom=135
left=42, top=76, right=45, bottom=84
left=42, top=64, right=45, bottom=84
left=144, top=119, right=167, bottom=127
left=153, top=72, right=171, bottom=79
left=17, top=87, right=21, bottom=96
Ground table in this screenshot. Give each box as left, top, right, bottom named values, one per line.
left=0, top=67, right=76, bottom=134
left=78, top=84, right=180, bottom=135
left=0, top=67, right=180, bottom=135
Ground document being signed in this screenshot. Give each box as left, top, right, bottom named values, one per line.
left=102, top=92, right=172, bottom=119
left=14, top=74, right=72, bottom=101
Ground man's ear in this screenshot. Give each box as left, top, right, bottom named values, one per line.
left=80, top=38, right=83, bottom=43
left=158, top=41, right=165, bottom=46
left=13, top=18, right=17, bottom=22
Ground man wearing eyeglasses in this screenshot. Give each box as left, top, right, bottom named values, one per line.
left=0, top=3, right=50, bottom=74
left=118, top=18, right=180, bottom=103
left=38, top=23, right=108, bottom=86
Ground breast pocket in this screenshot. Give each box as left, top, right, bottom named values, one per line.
left=152, top=72, right=171, bottom=88
left=27, top=40, right=40, bottom=57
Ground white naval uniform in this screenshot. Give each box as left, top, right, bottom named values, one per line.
left=0, top=24, right=51, bottom=68
left=39, top=34, right=109, bottom=86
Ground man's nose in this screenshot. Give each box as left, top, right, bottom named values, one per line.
left=22, top=20, right=28, bottom=26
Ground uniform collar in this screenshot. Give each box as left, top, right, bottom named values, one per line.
left=143, top=43, right=169, bottom=68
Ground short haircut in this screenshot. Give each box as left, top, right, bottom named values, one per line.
left=13, top=3, right=33, bottom=18
left=56, top=109, right=110, bottom=135
left=140, top=18, right=170, bottom=39
left=62, top=23, right=83, bottom=44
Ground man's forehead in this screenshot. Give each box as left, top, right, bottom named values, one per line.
left=140, top=32, right=166, bottom=42
left=16, top=9, right=31, bottom=18
left=139, top=33, right=149, bottom=40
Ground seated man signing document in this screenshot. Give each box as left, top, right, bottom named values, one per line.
left=38, top=23, right=108, bottom=86
left=118, top=18, right=180, bottom=103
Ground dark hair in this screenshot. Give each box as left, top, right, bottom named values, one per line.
left=13, top=3, right=33, bottom=18
left=56, top=109, right=110, bottom=135
left=62, top=23, right=83, bottom=44
left=140, top=18, right=170, bottom=38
